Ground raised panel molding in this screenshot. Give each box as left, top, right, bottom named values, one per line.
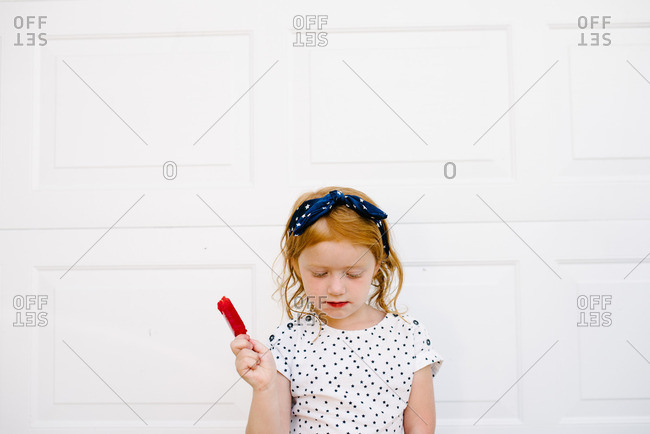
left=291, top=26, right=513, bottom=184
left=36, top=32, right=253, bottom=189
left=548, top=24, right=650, bottom=180
left=33, top=265, right=254, bottom=426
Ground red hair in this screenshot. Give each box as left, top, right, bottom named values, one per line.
left=273, top=186, right=407, bottom=328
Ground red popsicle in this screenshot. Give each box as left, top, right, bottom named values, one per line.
left=217, top=296, right=248, bottom=336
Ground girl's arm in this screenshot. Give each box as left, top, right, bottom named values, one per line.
left=230, top=336, right=290, bottom=434
left=403, top=365, right=437, bottom=434
left=246, top=370, right=291, bottom=434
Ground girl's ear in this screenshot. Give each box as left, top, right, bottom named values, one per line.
left=373, top=261, right=381, bottom=278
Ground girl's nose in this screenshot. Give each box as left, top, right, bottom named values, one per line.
left=327, top=274, right=346, bottom=295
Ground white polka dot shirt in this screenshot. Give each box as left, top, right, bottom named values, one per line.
left=266, top=313, right=444, bottom=433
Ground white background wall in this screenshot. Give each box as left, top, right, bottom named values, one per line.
left=0, top=0, right=649, bottom=433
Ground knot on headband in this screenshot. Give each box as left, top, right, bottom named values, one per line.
left=288, top=190, right=390, bottom=257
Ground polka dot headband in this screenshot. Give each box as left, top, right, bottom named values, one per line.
left=288, top=190, right=390, bottom=257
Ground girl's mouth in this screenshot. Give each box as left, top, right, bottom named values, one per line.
left=327, top=301, right=348, bottom=308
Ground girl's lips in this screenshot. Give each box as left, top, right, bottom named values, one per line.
left=327, top=301, right=348, bottom=308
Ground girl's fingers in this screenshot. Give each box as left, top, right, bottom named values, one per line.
left=249, top=338, right=269, bottom=354
left=237, top=349, right=261, bottom=367
left=230, top=336, right=254, bottom=355
left=237, top=353, right=262, bottom=373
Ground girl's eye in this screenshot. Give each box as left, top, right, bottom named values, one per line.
left=311, top=272, right=361, bottom=278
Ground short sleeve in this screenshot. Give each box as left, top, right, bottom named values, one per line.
left=410, top=318, right=444, bottom=377
left=266, top=322, right=293, bottom=380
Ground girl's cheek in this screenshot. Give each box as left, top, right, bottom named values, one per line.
left=303, top=278, right=320, bottom=294
left=308, top=281, right=324, bottom=294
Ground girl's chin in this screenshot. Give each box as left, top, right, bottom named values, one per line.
left=313, top=305, right=349, bottom=318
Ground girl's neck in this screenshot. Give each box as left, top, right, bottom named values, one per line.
left=318, top=304, right=386, bottom=331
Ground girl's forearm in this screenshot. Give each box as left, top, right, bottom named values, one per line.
left=245, top=381, right=285, bottom=434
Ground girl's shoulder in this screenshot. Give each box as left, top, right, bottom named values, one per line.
left=266, top=314, right=321, bottom=346
left=388, top=312, right=426, bottom=329
left=383, top=312, right=437, bottom=341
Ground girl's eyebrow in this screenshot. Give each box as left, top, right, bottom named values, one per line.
left=306, top=264, right=365, bottom=269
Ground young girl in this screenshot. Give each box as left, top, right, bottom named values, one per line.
left=230, top=187, right=444, bottom=433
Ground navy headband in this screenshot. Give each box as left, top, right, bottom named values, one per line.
left=288, top=190, right=390, bottom=257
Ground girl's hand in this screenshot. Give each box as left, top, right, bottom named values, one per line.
left=229, top=334, right=277, bottom=391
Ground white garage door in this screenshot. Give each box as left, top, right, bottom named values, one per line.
left=0, top=1, right=649, bottom=433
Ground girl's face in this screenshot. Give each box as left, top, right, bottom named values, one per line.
left=295, top=239, right=380, bottom=329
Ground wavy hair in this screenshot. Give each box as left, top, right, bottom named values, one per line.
left=272, top=186, right=408, bottom=340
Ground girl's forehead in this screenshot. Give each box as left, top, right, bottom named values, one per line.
left=299, top=240, right=375, bottom=266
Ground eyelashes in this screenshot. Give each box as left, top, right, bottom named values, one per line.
left=312, top=272, right=362, bottom=279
